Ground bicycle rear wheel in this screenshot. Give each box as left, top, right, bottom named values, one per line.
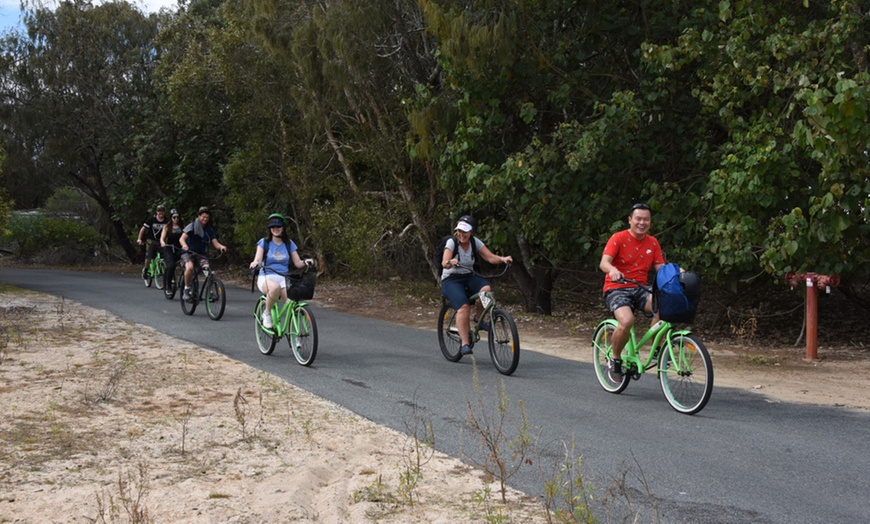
left=288, top=305, right=317, bottom=366
left=488, top=308, right=520, bottom=375
left=659, top=333, right=713, bottom=415
left=155, top=259, right=166, bottom=290
left=437, top=303, right=463, bottom=362
left=592, top=321, right=630, bottom=393
left=181, top=274, right=198, bottom=315
left=205, top=276, right=226, bottom=321
left=254, top=297, right=277, bottom=355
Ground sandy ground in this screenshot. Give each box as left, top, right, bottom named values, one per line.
left=1, top=280, right=867, bottom=523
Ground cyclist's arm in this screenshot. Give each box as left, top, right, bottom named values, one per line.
left=136, top=224, right=147, bottom=245
left=249, top=245, right=265, bottom=269
left=159, top=225, right=170, bottom=248
left=478, top=245, right=512, bottom=265
left=179, top=232, right=190, bottom=252
left=441, top=245, right=456, bottom=268
left=599, top=254, right=623, bottom=282
left=290, top=250, right=314, bottom=269
left=210, top=237, right=227, bottom=253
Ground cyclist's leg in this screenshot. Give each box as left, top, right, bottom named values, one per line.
left=455, top=304, right=472, bottom=345
left=182, top=253, right=195, bottom=287
left=164, top=249, right=177, bottom=281
left=442, top=276, right=472, bottom=347
left=146, top=242, right=159, bottom=269
left=467, top=275, right=491, bottom=324
left=610, top=306, right=635, bottom=360
left=642, top=291, right=660, bottom=324
left=194, top=255, right=211, bottom=290
left=606, top=287, right=651, bottom=360
left=257, top=274, right=284, bottom=312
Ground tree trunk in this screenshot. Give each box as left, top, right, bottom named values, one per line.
left=113, top=218, right=140, bottom=263
left=533, top=263, right=555, bottom=315
left=511, top=260, right=555, bottom=315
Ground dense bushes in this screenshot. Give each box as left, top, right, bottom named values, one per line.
left=1, top=213, right=103, bottom=264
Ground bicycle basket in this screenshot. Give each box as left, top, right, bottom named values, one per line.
left=287, top=271, right=316, bottom=301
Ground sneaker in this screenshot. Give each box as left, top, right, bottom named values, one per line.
left=479, top=320, right=490, bottom=332
left=460, top=344, right=473, bottom=356
left=141, top=267, right=148, bottom=279
left=182, top=287, right=191, bottom=301
left=609, top=358, right=623, bottom=378
left=262, top=311, right=273, bottom=329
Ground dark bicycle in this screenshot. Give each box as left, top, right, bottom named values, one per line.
left=180, top=251, right=226, bottom=320
left=437, top=263, right=520, bottom=375
left=162, top=246, right=184, bottom=300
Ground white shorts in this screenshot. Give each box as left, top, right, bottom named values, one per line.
left=257, top=274, right=286, bottom=294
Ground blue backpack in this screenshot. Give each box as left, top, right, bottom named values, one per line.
left=653, top=263, right=700, bottom=323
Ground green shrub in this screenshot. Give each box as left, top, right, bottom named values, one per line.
left=2, top=213, right=102, bottom=263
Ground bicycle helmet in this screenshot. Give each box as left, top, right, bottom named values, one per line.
left=455, top=214, right=477, bottom=232
left=268, top=213, right=286, bottom=228
left=156, top=204, right=166, bottom=212
left=197, top=206, right=210, bottom=215
left=680, top=271, right=701, bottom=299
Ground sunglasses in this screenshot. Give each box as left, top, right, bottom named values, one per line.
left=171, top=215, right=179, bottom=219
left=630, top=202, right=651, bottom=212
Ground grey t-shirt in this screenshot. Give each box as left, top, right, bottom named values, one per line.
left=441, top=237, right=484, bottom=279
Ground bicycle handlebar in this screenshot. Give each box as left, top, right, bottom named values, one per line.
left=250, top=262, right=316, bottom=292
left=615, top=277, right=652, bottom=293
left=445, top=261, right=511, bottom=280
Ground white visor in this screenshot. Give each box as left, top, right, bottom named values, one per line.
left=455, top=221, right=473, bottom=232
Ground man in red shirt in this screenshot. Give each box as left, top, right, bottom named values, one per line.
left=599, top=202, right=666, bottom=376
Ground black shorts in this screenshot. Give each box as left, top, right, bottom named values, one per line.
left=181, top=252, right=209, bottom=271
left=604, top=286, right=651, bottom=314
left=144, top=241, right=161, bottom=260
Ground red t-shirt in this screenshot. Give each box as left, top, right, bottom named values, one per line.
left=602, top=230, right=665, bottom=293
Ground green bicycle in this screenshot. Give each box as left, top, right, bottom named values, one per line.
left=141, top=242, right=166, bottom=290
left=437, top=264, right=520, bottom=376
left=253, top=265, right=318, bottom=366
left=592, top=279, right=713, bottom=415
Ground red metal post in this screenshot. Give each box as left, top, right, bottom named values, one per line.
left=804, top=273, right=819, bottom=362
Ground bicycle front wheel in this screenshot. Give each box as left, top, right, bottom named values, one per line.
left=659, top=333, right=713, bottom=415
left=288, top=305, right=317, bottom=366
left=142, top=266, right=153, bottom=287
left=437, top=303, right=462, bottom=362
left=254, top=297, right=277, bottom=355
left=488, top=308, right=520, bottom=375
left=181, top=274, right=198, bottom=315
left=592, top=321, right=629, bottom=394
left=205, top=276, right=226, bottom=321
left=155, top=259, right=166, bottom=290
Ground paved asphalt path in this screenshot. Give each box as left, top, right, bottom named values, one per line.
left=2, top=268, right=868, bottom=523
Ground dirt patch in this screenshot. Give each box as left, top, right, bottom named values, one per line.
left=0, top=289, right=548, bottom=523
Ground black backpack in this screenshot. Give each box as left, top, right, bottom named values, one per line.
left=435, top=234, right=479, bottom=278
